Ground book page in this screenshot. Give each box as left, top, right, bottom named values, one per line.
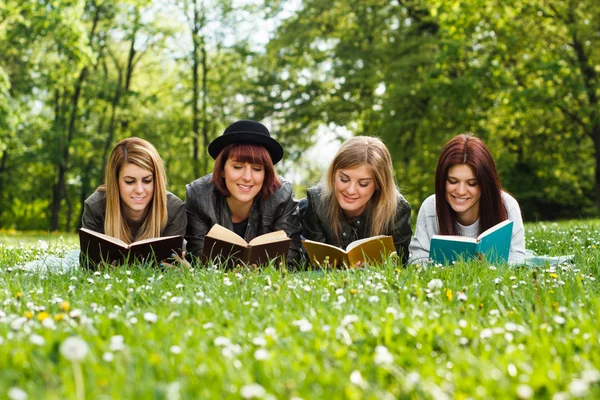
left=248, top=230, right=289, bottom=246
left=206, top=224, right=248, bottom=247
left=132, top=235, right=182, bottom=246
left=302, top=239, right=348, bottom=254
left=346, top=235, right=389, bottom=252
left=430, top=234, right=477, bottom=244
left=80, top=227, right=128, bottom=248
left=477, top=219, right=513, bottom=241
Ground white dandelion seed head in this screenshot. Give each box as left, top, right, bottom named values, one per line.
left=569, top=379, right=589, bottom=397
left=214, top=337, right=231, bottom=347
left=252, top=337, right=267, bottom=347
left=60, top=336, right=89, bottom=361
left=427, top=279, right=443, bottom=290
left=103, top=352, right=114, bottom=362
left=516, top=384, right=533, bottom=399
left=480, top=328, right=493, bottom=339
left=341, top=314, right=359, bottom=327
left=203, top=322, right=214, bottom=329
left=349, top=370, right=365, bottom=387
left=170, top=345, right=182, bottom=354
left=553, top=315, right=566, bottom=325
left=30, top=334, right=45, bottom=346
left=254, top=348, right=269, bottom=360
left=144, top=312, right=158, bottom=323
left=368, top=296, right=380, bottom=303
left=7, top=387, right=27, bottom=400
left=373, top=345, right=393, bottom=366
left=581, top=369, right=600, bottom=383
left=240, top=383, right=266, bottom=399
left=109, top=335, right=126, bottom=352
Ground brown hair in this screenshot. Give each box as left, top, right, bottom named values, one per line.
left=321, top=136, right=398, bottom=239
left=435, top=133, right=507, bottom=235
left=100, top=137, right=168, bottom=243
left=211, top=143, right=281, bottom=199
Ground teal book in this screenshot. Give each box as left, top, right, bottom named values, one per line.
left=429, top=220, right=513, bottom=265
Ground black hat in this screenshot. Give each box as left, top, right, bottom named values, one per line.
left=208, top=120, right=284, bottom=164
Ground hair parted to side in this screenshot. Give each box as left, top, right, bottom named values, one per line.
left=435, top=133, right=507, bottom=235
left=211, top=143, right=281, bottom=199
left=321, top=136, right=398, bottom=239
left=100, top=137, right=168, bottom=243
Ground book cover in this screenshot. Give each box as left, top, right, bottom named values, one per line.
left=429, top=220, right=513, bottom=264
left=79, top=228, right=183, bottom=267
left=302, top=235, right=396, bottom=268
left=202, top=224, right=291, bottom=268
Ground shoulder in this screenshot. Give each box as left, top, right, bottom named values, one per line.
left=166, top=191, right=184, bottom=209
left=394, top=191, right=411, bottom=213
left=186, top=173, right=214, bottom=192
left=84, top=190, right=106, bottom=211
left=501, top=191, right=522, bottom=216
left=300, top=185, right=323, bottom=216
left=271, top=177, right=296, bottom=204
left=418, top=194, right=437, bottom=217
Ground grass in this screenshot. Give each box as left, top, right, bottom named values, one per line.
left=0, top=220, right=599, bottom=399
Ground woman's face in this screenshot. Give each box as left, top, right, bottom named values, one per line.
left=224, top=157, right=265, bottom=206
left=445, top=163, right=481, bottom=225
left=118, top=162, right=154, bottom=221
left=334, top=163, right=376, bottom=218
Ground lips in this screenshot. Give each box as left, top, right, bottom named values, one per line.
left=131, top=196, right=147, bottom=202
left=342, top=194, right=359, bottom=203
left=451, top=195, right=471, bottom=204
left=237, top=184, right=253, bottom=192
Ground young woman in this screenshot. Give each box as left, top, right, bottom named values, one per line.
left=185, top=120, right=302, bottom=266
left=299, top=136, right=412, bottom=264
left=408, top=133, right=526, bottom=265
left=82, top=137, right=187, bottom=246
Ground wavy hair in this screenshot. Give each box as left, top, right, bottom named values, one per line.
left=99, top=137, right=168, bottom=243
left=321, top=136, right=398, bottom=239
left=435, top=133, right=507, bottom=235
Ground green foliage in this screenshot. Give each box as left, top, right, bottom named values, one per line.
left=0, top=221, right=600, bottom=397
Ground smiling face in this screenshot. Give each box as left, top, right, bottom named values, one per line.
left=334, top=163, right=377, bottom=219
left=445, top=163, right=481, bottom=225
left=118, top=162, right=154, bottom=222
left=223, top=158, right=265, bottom=208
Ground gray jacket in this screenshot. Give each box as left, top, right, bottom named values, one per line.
left=299, top=185, right=412, bottom=264
left=184, top=174, right=302, bottom=265
left=81, top=190, right=187, bottom=239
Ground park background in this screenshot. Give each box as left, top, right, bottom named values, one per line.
left=0, top=0, right=598, bottom=231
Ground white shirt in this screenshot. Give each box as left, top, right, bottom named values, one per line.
left=408, top=191, right=526, bottom=265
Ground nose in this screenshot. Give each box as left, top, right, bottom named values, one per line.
left=456, top=182, right=467, bottom=195
left=135, top=182, right=144, bottom=194
left=242, top=166, right=252, bottom=181
left=346, top=181, right=357, bottom=195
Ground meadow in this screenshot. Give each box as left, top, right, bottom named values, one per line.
left=0, top=221, right=599, bottom=399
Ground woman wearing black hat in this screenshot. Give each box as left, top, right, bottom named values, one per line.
left=185, top=120, right=302, bottom=266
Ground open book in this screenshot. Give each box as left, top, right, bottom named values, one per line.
left=79, top=227, right=184, bottom=267
left=429, top=220, right=513, bottom=265
left=202, top=224, right=291, bottom=267
left=302, top=235, right=396, bottom=268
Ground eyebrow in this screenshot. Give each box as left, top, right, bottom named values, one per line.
left=124, top=175, right=153, bottom=180
left=340, top=171, right=372, bottom=181
left=447, top=175, right=476, bottom=182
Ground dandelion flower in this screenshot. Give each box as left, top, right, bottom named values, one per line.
left=109, top=335, right=126, bottom=352
left=144, top=312, right=158, bottom=323
left=7, top=387, right=27, bottom=400
left=516, top=384, right=533, bottom=399
left=240, top=383, right=266, bottom=399
left=30, top=334, right=45, bottom=346
left=170, top=345, right=181, bottom=354
left=103, top=352, right=114, bottom=362
left=254, top=349, right=269, bottom=360
left=569, top=379, right=589, bottom=397
left=373, top=345, right=393, bottom=366
left=350, top=370, right=366, bottom=387
left=427, top=279, right=443, bottom=290
left=60, top=337, right=89, bottom=361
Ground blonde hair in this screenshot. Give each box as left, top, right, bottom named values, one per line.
left=321, top=136, right=398, bottom=239
left=100, top=137, right=168, bottom=243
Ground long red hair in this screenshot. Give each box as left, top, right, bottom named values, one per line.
left=435, top=133, right=507, bottom=235
left=211, top=143, right=281, bottom=200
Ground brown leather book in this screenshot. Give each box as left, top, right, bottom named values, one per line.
left=202, top=224, right=291, bottom=268
left=302, top=235, right=396, bottom=268
left=79, top=227, right=183, bottom=267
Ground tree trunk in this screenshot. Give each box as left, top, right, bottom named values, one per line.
left=192, top=0, right=202, bottom=178
left=201, top=40, right=209, bottom=175
left=100, top=68, right=123, bottom=181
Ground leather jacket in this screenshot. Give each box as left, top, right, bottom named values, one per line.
left=299, top=185, right=412, bottom=264
left=185, top=173, right=302, bottom=265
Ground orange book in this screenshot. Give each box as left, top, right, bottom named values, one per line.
left=302, top=235, right=396, bottom=268
left=202, top=224, right=291, bottom=268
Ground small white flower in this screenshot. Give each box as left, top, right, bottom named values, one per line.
left=368, top=296, right=379, bottom=303
left=569, top=379, right=589, bottom=397
left=10, top=317, right=27, bottom=331
left=373, top=345, right=393, bottom=366
left=254, top=349, right=269, bottom=360
left=457, top=292, right=468, bottom=301
left=553, top=316, right=566, bottom=325
left=176, top=283, right=184, bottom=289
left=427, top=279, right=443, bottom=290
left=480, top=328, right=493, bottom=339
left=458, top=319, right=467, bottom=328
left=264, top=327, right=277, bottom=338
left=581, top=369, right=600, bottom=383
left=350, top=370, right=366, bottom=387
left=30, top=334, right=45, bottom=346
left=341, top=314, right=359, bottom=327
left=214, top=337, right=231, bottom=346
left=170, top=345, right=182, bottom=354
left=103, top=352, right=114, bottom=362
left=203, top=322, right=214, bottom=329
left=292, top=319, right=313, bottom=332
left=60, top=336, right=89, bottom=361
left=7, top=387, right=28, bottom=400
left=144, top=312, right=158, bottom=323
left=240, top=383, right=266, bottom=399
left=252, top=337, right=267, bottom=346
left=516, top=384, right=533, bottom=399
left=109, top=335, right=125, bottom=352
